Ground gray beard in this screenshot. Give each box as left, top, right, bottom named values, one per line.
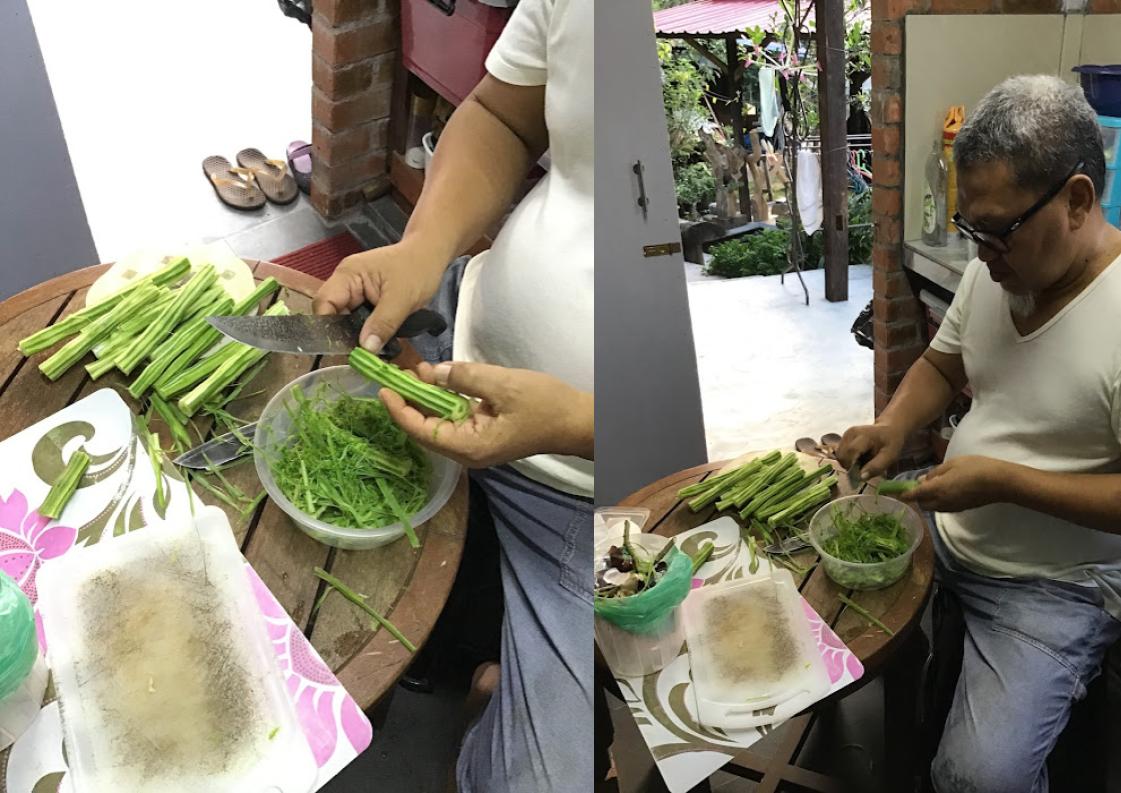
left=1007, top=291, right=1037, bottom=318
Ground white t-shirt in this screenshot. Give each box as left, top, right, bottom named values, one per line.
left=452, top=0, right=593, bottom=498
left=930, top=255, right=1121, bottom=615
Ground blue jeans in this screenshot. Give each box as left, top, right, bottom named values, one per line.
left=457, top=465, right=592, bottom=793
left=418, top=259, right=593, bottom=793
left=912, top=475, right=1121, bottom=793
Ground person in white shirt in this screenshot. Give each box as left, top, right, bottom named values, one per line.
left=314, top=1, right=592, bottom=790
left=840, top=75, right=1121, bottom=792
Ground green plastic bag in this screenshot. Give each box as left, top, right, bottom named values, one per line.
left=594, top=546, right=693, bottom=635
left=0, top=571, right=37, bottom=701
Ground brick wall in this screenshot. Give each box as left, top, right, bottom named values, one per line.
left=310, top=0, right=399, bottom=219
left=869, top=0, right=1120, bottom=460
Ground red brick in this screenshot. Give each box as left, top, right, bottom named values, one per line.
left=1089, top=0, right=1121, bottom=10
left=872, top=0, right=928, bottom=17
left=316, top=0, right=390, bottom=26
left=312, top=119, right=388, bottom=167
left=1001, top=0, right=1060, bottom=10
left=873, top=267, right=912, bottom=300
left=870, top=91, right=903, bottom=126
left=874, top=386, right=893, bottom=416
left=875, top=213, right=903, bottom=246
left=314, top=57, right=373, bottom=98
left=310, top=179, right=365, bottom=219
left=313, top=15, right=397, bottom=66
left=871, top=22, right=902, bottom=55
left=871, top=186, right=902, bottom=217
left=929, top=0, right=994, bottom=11
left=873, top=155, right=901, bottom=187
left=313, top=123, right=369, bottom=167
left=872, top=126, right=901, bottom=158
left=871, top=55, right=902, bottom=93
left=874, top=317, right=922, bottom=349
left=313, top=86, right=392, bottom=131
left=873, top=295, right=922, bottom=324
left=872, top=243, right=901, bottom=272
left=315, top=152, right=388, bottom=193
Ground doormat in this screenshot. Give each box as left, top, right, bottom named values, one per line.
left=272, top=232, right=365, bottom=281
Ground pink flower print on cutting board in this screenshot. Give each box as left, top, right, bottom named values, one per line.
left=0, top=488, right=76, bottom=605
left=802, top=599, right=864, bottom=683
left=248, top=566, right=373, bottom=767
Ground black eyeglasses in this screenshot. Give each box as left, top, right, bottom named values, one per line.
left=953, top=160, right=1084, bottom=254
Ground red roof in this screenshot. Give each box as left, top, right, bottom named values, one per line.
left=653, top=0, right=867, bottom=37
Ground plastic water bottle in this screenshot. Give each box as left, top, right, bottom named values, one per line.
left=0, top=571, right=48, bottom=750
left=922, top=139, right=948, bottom=247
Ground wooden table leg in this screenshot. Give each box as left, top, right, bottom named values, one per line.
left=884, top=627, right=930, bottom=793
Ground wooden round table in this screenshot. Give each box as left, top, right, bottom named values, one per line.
left=616, top=454, right=935, bottom=792
left=0, top=261, right=469, bottom=710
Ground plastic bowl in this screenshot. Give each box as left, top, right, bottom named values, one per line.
left=594, top=532, right=686, bottom=677
left=1073, top=65, right=1121, bottom=117
left=254, top=366, right=461, bottom=550
left=807, top=494, right=924, bottom=591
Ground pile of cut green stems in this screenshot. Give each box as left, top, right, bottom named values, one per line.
left=675, top=451, right=899, bottom=636
left=20, top=261, right=476, bottom=650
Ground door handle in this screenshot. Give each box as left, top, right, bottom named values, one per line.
left=633, top=160, right=649, bottom=220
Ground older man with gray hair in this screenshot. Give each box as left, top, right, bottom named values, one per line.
left=838, top=74, right=1121, bottom=792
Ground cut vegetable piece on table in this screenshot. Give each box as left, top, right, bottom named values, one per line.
left=39, top=449, right=90, bottom=520
left=39, top=283, right=159, bottom=381
left=115, top=264, right=219, bottom=375
left=313, top=567, right=417, bottom=652
left=177, top=302, right=289, bottom=416
left=17, top=257, right=190, bottom=355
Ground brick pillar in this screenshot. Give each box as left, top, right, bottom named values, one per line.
left=310, top=0, right=399, bottom=219
left=870, top=0, right=924, bottom=425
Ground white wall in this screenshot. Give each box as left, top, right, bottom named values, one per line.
left=903, top=14, right=1121, bottom=241
left=904, top=15, right=1065, bottom=240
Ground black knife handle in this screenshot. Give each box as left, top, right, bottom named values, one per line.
left=350, top=304, right=448, bottom=359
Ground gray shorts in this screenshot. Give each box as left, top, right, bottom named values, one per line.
left=421, top=258, right=593, bottom=793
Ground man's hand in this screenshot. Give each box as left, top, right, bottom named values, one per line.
left=836, top=423, right=906, bottom=480
left=379, top=361, right=593, bottom=469
left=312, top=240, right=448, bottom=355
left=899, top=455, right=1011, bottom=512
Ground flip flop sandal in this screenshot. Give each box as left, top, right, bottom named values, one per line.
left=236, top=147, right=299, bottom=205
left=287, top=140, right=313, bottom=194
left=202, top=155, right=266, bottom=210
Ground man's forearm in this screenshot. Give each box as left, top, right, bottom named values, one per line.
left=878, top=355, right=958, bottom=436
left=402, top=92, right=538, bottom=263
left=999, top=464, right=1121, bottom=535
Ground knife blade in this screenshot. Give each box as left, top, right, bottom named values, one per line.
left=847, top=452, right=871, bottom=492
left=173, top=422, right=259, bottom=469
left=207, top=305, right=447, bottom=357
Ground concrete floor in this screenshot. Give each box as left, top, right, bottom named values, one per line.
left=687, top=265, right=875, bottom=463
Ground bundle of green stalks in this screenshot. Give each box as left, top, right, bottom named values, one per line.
left=677, top=451, right=838, bottom=528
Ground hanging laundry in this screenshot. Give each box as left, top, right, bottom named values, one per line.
left=759, top=67, right=781, bottom=138
left=796, top=149, right=823, bottom=234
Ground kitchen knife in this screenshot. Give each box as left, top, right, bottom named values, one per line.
left=847, top=452, right=871, bottom=492
left=173, top=422, right=258, bottom=469
left=207, top=304, right=447, bottom=357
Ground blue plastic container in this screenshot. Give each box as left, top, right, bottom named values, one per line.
left=1074, top=66, right=1121, bottom=117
